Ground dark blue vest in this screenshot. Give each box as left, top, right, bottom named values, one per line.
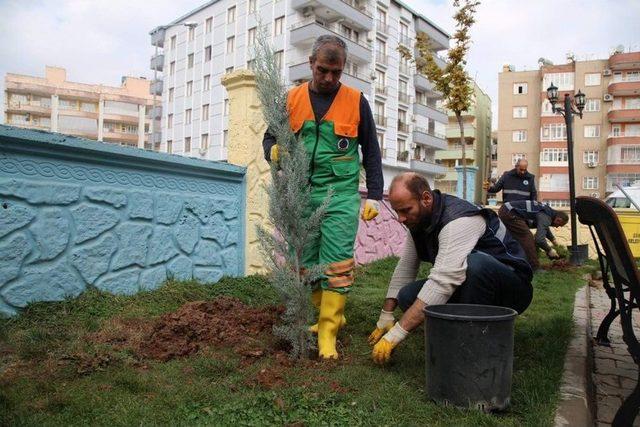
left=410, top=191, right=533, bottom=283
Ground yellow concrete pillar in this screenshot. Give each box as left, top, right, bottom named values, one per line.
left=221, top=70, right=271, bottom=274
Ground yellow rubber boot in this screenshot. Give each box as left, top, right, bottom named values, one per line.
left=309, top=289, right=346, bottom=334
left=317, top=290, right=347, bottom=359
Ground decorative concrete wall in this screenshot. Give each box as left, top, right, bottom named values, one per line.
left=221, top=70, right=271, bottom=275
left=354, top=192, right=407, bottom=264
left=0, top=125, right=245, bottom=316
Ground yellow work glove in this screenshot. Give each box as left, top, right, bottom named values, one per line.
left=270, top=144, right=280, bottom=162
left=372, top=322, right=408, bottom=365
left=547, top=248, right=560, bottom=259
left=368, top=309, right=395, bottom=346
left=361, top=199, right=380, bottom=221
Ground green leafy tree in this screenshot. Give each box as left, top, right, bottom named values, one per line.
left=408, top=0, right=480, bottom=200
left=252, top=28, right=330, bottom=358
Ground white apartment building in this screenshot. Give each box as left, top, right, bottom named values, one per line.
left=149, top=0, right=450, bottom=188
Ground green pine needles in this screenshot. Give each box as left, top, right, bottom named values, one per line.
left=252, top=27, right=330, bottom=358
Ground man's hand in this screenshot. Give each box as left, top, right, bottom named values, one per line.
left=270, top=144, right=280, bottom=162
left=547, top=248, right=560, bottom=259
left=551, top=238, right=559, bottom=246
left=368, top=310, right=394, bottom=346
left=361, top=199, right=380, bottom=221
left=372, top=323, right=408, bottom=365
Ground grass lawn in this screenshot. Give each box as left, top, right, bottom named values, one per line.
left=0, top=257, right=589, bottom=426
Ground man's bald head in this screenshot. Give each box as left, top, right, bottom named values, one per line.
left=388, top=173, right=433, bottom=230
left=390, top=172, right=432, bottom=201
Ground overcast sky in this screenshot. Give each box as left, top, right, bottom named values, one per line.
left=1, top=0, right=638, bottom=127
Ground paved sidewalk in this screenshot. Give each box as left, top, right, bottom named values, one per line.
left=589, top=282, right=640, bottom=426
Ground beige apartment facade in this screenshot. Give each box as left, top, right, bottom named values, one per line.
left=497, top=50, right=640, bottom=207
left=4, top=66, right=153, bottom=148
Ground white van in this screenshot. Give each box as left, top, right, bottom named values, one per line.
left=605, top=181, right=640, bottom=210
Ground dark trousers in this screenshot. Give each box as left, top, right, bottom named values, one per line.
left=397, top=251, right=533, bottom=314
left=498, top=205, right=539, bottom=270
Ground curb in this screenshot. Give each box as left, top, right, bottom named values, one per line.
left=554, top=283, right=595, bottom=426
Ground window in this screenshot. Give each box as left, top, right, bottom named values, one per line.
left=168, top=87, right=174, bottom=102
left=186, top=81, right=193, bottom=96
left=513, top=106, right=527, bottom=118
left=227, top=6, right=236, bottom=23
left=170, top=61, right=176, bottom=75
left=399, top=22, right=409, bottom=43
left=377, top=131, right=384, bottom=151
left=248, top=0, right=257, bottom=13
left=626, top=97, right=640, bottom=109
left=226, top=66, right=234, bottom=74
left=512, top=130, right=527, bottom=142
left=167, top=114, right=173, bottom=129
left=627, top=124, right=640, bottom=136
left=540, top=174, right=569, bottom=192
left=188, top=26, right=195, bottom=41
left=171, top=35, right=177, bottom=50
left=202, top=104, right=209, bottom=120
left=541, top=148, right=568, bottom=163
left=543, top=72, right=574, bottom=91
left=621, top=146, right=640, bottom=163
left=583, top=150, right=599, bottom=164
left=541, top=99, right=554, bottom=116
left=513, top=83, right=528, bottom=94
left=585, top=99, right=600, bottom=112
left=203, top=75, right=210, bottom=91
left=375, top=69, right=385, bottom=92
left=583, top=176, right=599, bottom=190
left=274, top=16, right=284, bottom=36
left=274, top=50, right=283, bottom=69
left=585, top=73, right=601, bottom=86
left=397, top=139, right=407, bottom=161
left=185, top=137, right=191, bottom=153
left=248, top=27, right=256, bottom=46
left=512, top=153, right=526, bottom=165
left=227, top=36, right=235, bottom=53
left=223, top=130, right=228, bottom=147
left=584, top=125, right=600, bottom=138
left=204, top=45, right=212, bottom=62
left=188, top=53, right=194, bottom=68
left=224, top=98, right=229, bottom=116
left=201, top=133, right=209, bottom=150
left=544, top=199, right=570, bottom=208
left=205, top=17, right=213, bottom=33
left=167, top=140, right=173, bottom=154
left=541, top=123, right=567, bottom=140
left=185, top=109, right=192, bottom=124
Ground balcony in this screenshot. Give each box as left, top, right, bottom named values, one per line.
left=5, top=100, right=51, bottom=116
left=397, top=122, right=410, bottom=134
left=373, top=114, right=387, bottom=127
left=399, top=34, right=412, bottom=47
left=410, top=159, right=447, bottom=176
left=291, top=0, right=373, bottom=30
left=413, top=127, right=447, bottom=150
left=608, top=76, right=640, bottom=96
left=289, top=20, right=372, bottom=62
left=398, top=92, right=410, bottom=105
left=608, top=107, right=640, bottom=123
left=399, top=62, right=411, bottom=76
left=435, top=148, right=476, bottom=161
left=413, top=47, right=447, bottom=70
left=414, top=102, right=447, bottom=123
left=414, top=73, right=441, bottom=96
left=150, top=26, right=166, bottom=48
left=150, top=53, right=165, bottom=72
left=415, top=18, right=449, bottom=51
left=606, top=145, right=640, bottom=169
left=375, top=20, right=389, bottom=35
left=375, top=85, right=387, bottom=97
left=150, top=79, right=163, bottom=96
left=609, top=51, right=640, bottom=71
left=607, top=132, right=640, bottom=146
left=446, top=123, right=477, bottom=140
left=288, top=61, right=371, bottom=93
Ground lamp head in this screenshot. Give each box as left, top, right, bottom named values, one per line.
left=547, top=83, right=559, bottom=106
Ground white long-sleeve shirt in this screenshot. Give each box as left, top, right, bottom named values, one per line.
left=386, top=215, right=487, bottom=306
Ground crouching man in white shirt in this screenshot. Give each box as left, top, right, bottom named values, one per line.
left=369, top=172, right=534, bottom=364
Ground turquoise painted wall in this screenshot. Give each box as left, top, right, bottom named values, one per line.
left=0, top=125, right=246, bottom=316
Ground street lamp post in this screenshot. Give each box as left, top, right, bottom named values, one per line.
left=150, top=21, right=198, bottom=151
left=546, top=83, right=586, bottom=265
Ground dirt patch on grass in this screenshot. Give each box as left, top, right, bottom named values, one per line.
left=90, top=296, right=283, bottom=362
left=548, top=259, right=575, bottom=271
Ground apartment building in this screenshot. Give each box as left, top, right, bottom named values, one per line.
left=435, top=80, right=492, bottom=203
left=4, top=66, right=152, bottom=147
left=149, top=0, right=450, bottom=188
left=497, top=49, right=640, bottom=207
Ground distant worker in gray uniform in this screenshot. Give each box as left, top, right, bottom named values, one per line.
left=484, top=159, right=537, bottom=202
left=498, top=200, right=569, bottom=271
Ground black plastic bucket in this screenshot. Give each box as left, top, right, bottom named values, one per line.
left=424, top=304, right=518, bottom=412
